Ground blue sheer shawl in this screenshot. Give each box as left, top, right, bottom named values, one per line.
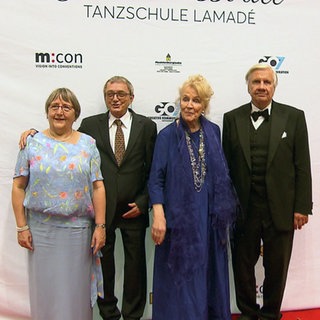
left=167, top=115, right=238, bottom=285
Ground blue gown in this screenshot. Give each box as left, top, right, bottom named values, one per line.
left=149, top=122, right=231, bottom=320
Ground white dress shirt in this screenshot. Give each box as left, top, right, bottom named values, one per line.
left=251, top=103, right=272, bottom=130
left=109, top=111, right=132, bottom=152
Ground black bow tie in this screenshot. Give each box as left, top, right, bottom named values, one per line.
left=251, top=109, right=269, bottom=122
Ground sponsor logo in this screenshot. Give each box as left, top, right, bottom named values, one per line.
left=155, top=53, right=182, bottom=73
left=258, top=55, right=289, bottom=74
left=256, top=284, right=263, bottom=299
left=148, top=101, right=180, bottom=123
left=35, top=51, right=83, bottom=69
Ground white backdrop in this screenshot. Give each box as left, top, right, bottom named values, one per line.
left=1, top=0, right=319, bottom=319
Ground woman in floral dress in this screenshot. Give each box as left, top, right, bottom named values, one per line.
left=12, top=88, right=106, bottom=320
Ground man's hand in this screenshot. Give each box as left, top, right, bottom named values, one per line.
left=122, top=202, right=142, bottom=219
left=294, top=212, right=309, bottom=230
left=19, top=129, right=38, bottom=149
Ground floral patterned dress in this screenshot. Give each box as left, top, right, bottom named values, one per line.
left=14, top=132, right=104, bottom=320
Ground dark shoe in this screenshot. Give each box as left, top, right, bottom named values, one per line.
left=259, top=311, right=283, bottom=320
left=238, top=315, right=259, bottom=320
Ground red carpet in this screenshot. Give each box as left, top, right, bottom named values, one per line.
left=232, top=308, right=320, bottom=320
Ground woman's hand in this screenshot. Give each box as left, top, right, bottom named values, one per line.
left=17, top=230, right=33, bottom=251
left=91, top=227, right=106, bottom=255
left=91, top=180, right=106, bottom=255
left=151, top=204, right=166, bottom=245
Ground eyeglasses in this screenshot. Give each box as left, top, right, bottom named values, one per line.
left=106, top=91, right=131, bottom=99
left=49, top=104, right=74, bottom=112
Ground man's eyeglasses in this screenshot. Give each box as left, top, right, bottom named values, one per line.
left=106, top=91, right=131, bottom=99
left=49, top=104, right=74, bottom=112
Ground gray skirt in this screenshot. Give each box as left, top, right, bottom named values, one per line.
left=28, top=218, right=93, bottom=320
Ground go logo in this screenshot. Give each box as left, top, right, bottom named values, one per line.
left=155, top=102, right=178, bottom=116
left=259, top=56, right=285, bottom=70
left=256, top=284, right=264, bottom=295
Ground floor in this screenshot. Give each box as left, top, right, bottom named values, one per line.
left=232, top=308, right=320, bottom=320
left=93, top=306, right=320, bottom=320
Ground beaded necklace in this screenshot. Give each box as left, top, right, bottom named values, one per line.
left=185, top=127, right=206, bottom=192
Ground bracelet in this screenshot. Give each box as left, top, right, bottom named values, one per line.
left=16, top=225, right=30, bottom=232
left=95, top=223, right=106, bottom=229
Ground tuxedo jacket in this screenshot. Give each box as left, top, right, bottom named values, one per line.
left=222, top=100, right=312, bottom=231
left=78, top=109, right=157, bottom=230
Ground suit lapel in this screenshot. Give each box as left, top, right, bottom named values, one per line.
left=236, top=104, right=252, bottom=170
left=123, top=110, right=142, bottom=162
left=97, top=110, right=144, bottom=166
left=97, top=112, right=115, bottom=157
left=267, top=101, right=288, bottom=168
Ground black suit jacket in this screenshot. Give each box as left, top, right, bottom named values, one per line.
left=78, top=109, right=157, bottom=230
left=222, top=101, right=312, bottom=231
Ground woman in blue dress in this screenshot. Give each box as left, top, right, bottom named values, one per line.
left=11, top=88, right=106, bottom=320
left=148, top=75, right=238, bottom=320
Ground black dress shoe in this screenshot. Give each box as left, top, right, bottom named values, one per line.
left=259, top=311, right=282, bottom=320
left=237, top=315, right=259, bottom=320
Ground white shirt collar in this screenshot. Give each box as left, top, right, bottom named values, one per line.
left=109, top=110, right=131, bottom=128
left=251, top=102, right=272, bottom=114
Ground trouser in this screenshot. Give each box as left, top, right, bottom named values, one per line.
left=98, top=227, right=147, bottom=320
left=232, top=204, right=294, bottom=320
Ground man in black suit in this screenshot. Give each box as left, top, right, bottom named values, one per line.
left=79, top=76, right=157, bottom=320
left=222, top=64, right=312, bottom=320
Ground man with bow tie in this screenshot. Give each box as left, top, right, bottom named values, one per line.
left=222, top=64, right=312, bottom=320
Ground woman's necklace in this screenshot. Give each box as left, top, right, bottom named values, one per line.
left=185, top=127, right=206, bottom=192
left=47, top=129, right=74, bottom=142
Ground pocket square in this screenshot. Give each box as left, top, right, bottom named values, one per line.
left=281, top=131, right=287, bottom=138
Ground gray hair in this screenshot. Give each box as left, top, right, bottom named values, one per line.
left=245, top=63, right=278, bottom=87
left=103, top=76, right=134, bottom=97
